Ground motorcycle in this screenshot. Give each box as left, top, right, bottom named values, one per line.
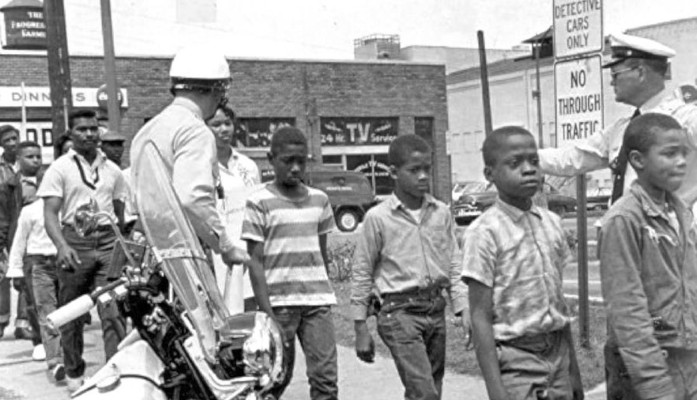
left=46, top=141, right=286, bottom=400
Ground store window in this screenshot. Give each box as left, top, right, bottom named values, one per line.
left=235, top=118, right=295, bottom=148
left=414, top=117, right=434, bottom=147
left=347, top=153, right=393, bottom=196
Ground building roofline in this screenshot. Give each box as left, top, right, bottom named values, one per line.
left=625, top=16, right=697, bottom=33
left=0, top=50, right=446, bottom=68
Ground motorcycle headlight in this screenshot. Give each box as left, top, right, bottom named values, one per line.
left=242, top=312, right=286, bottom=389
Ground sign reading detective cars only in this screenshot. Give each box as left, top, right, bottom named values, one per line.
left=554, top=55, right=604, bottom=148
left=553, top=0, right=603, bottom=59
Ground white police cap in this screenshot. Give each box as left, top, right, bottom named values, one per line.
left=602, top=33, right=676, bottom=68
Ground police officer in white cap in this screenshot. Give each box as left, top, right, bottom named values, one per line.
left=541, top=33, right=697, bottom=206
left=539, top=33, right=697, bottom=400
left=129, top=46, right=249, bottom=267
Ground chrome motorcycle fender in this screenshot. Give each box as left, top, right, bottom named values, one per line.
left=72, top=340, right=166, bottom=400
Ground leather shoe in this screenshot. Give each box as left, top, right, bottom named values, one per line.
left=14, top=326, right=36, bottom=341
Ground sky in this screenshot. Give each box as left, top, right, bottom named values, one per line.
left=2, top=0, right=696, bottom=59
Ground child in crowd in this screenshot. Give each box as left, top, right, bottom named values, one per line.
left=7, top=141, right=63, bottom=382
left=462, top=126, right=582, bottom=400
left=241, top=126, right=338, bottom=400
left=599, top=113, right=697, bottom=400
left=351, top=134, right=469, bottom=400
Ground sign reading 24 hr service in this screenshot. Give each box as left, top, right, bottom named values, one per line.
left=553, top=0, right=603, bottom=58
left=554, top=55, right=604, bottom=148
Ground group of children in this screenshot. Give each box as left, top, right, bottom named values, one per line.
left=248, top=113, right=697, bottom=400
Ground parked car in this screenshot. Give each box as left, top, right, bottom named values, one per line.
left=452, top=182, right=497, bottom=225
left=546, top=191, right=577, bottom=214
left=306, top=169, right=378, bottom=232
left=586, top=187, right=611, bottom=211
left=452, top=181, right=576, bottom=225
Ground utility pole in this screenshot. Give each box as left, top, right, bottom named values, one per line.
left=100, top=0, right=120, bottom=132
left=43, top=0, right=72, bottom=158
left=477, top=31, right=493, bottom=136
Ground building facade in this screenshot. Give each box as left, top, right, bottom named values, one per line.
left=0, top=54, right=452, bottom=199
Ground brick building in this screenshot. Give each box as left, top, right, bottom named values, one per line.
left=0, top=54, right=451, bottom=200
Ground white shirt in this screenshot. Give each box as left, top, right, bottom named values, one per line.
left=216, top=148, right=261, bottom=300
left=37, top=149, right=127, bottom=225
left=121, top=167, right=137, bottom=223
left=7, top=200, right=57, bottom=278
left=540, top=88, right=697, bottom=206
left=130, top=100, right=235, bottom=254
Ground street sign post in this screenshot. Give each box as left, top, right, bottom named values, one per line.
left=553, top=0, right=603, bottom=347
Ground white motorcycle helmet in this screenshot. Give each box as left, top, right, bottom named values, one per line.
left=169, top=46, right=231, bottom=101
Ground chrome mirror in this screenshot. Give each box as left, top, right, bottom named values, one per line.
left=74, top=198, right=99, bottom=237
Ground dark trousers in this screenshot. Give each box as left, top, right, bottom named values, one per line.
left=58, top=227, right=126, bottom=378
left=268, top=305, right=338, bottom=400
left=377, top=294, right=447, bottom=400
left=18, top=258, right=42, bottom=346
left=26, top=254, right=62, bottom=367
left=0, top=276, right=29, bottom=328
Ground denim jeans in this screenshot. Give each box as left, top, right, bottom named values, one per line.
left=269, top=305, right=338, bottom=400
left=58, top=226, right=126, bottom=378
left=377, top=295, right=447, bottom=400
left=18, top=257, right=43, bottom=347
left=25, top=254, right=62, bottom=368
left=0, top=276, right=29, bottom=328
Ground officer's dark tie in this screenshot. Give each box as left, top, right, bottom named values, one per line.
left=610, top=108, right=641, bottom=204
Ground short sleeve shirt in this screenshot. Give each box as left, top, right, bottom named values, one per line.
left=37, top=149, right=127, bottom=225
left=241, top=183, right=336, bottom=307
left=461, top=199, right=572, bottom=341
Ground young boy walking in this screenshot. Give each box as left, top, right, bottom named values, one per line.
left=241, top=127, right=338, bottom=400
left=351, top=134, right=469, bottom=400
left=599, top=113, right=697, bottom=400
left=462, top=126, right=583, bottom=400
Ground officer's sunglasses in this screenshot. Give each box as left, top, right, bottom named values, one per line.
left=610, top=66, right=639, bottom=80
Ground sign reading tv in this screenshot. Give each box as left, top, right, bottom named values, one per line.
left=320, top=117, right=398, bottom=146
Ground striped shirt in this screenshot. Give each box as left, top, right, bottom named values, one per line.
left=241, top=183, right=336, bottom=306
left=461, top=198, right=572, bottom=341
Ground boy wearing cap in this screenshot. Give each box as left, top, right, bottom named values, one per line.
left=537, top=33, right=697, bottom=398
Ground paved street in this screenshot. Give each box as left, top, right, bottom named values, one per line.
left=0, top=312, right=487, bottom=400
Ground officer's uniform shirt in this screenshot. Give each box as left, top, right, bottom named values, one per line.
left=129, top=98, right=236, bottom=254
left=540, top=88, right=697, bottom=207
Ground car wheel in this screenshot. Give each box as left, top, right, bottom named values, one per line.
left=336, top=209, right=360, bottom=232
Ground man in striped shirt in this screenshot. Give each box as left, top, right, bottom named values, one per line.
left=242, top=126, right=338, bottom=400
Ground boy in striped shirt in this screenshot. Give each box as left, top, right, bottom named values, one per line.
left=241, top=126, right=338, bottom=400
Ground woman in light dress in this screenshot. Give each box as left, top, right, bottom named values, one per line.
left=207, top=106, right=261, bottom=314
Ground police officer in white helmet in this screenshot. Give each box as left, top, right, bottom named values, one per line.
left=130, top=46, right=249, bottom=267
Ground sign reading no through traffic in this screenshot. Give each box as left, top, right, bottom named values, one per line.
left=553, top=0, right=603, bottom=58
left=554, top=55, right=604, bottom=148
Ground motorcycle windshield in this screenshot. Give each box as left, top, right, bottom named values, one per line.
left=133, top=141, right=230, bottom=363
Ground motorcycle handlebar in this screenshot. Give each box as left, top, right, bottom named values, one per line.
left=46, top=295, right=94, bottom=330
left=46, top=279, right=126, bottom=330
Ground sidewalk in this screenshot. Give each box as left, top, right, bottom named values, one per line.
left=0, top=317, right=486, bottom=400
left=0, top=318, right=607, bottom=399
